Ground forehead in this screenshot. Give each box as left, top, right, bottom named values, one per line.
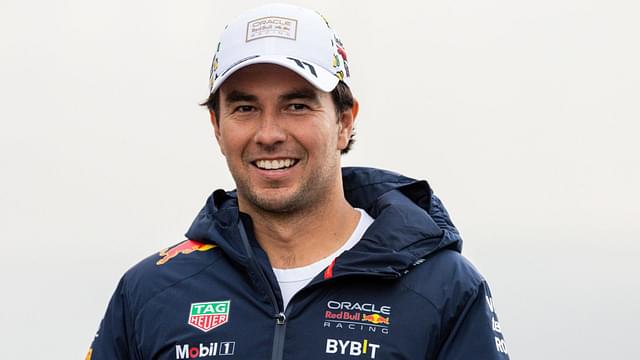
left=219, top=64, right=322, bottom=97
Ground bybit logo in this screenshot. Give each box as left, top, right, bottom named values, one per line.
left=325, top=338, right=380, bottom=359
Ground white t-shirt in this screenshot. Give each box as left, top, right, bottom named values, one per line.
left=272, top=208, right=374, bottom=310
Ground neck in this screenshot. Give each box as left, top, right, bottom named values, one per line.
left=240, top=185, right=360, bottom=269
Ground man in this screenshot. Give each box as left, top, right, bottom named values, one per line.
left=88, top=4, right=509, bottom=359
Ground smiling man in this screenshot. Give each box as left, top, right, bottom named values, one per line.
left=211, top=64, right=360, bottom=270
left=89, top=4, right=509, bottom=360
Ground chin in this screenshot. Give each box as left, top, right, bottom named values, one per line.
left=243, top=188, right=309, bottom=214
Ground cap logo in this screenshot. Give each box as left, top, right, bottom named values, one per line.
left=287, top=57, right=317, bottom=77
left=246, top=16, right=297, bottom=42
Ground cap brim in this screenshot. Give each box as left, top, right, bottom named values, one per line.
left=211, top=55, right=339, bottom=94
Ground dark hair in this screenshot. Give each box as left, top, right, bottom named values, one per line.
left=200, top=81, right=356, bottom=154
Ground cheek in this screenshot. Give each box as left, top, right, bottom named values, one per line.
left=224, top=137, right=245, bottom=158
left=299, top=126, right=339, bottom=156
left=217, top=126, right=247, bottom=160
left=216, top=136, right=227, bottom=156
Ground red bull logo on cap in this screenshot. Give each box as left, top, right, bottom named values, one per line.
left=156, top=240, right=216, bottom=265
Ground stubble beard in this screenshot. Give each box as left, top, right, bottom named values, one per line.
left=233, top=160, right=338, bottom=217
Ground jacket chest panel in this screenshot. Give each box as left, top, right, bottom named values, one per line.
left=281, top=280, right=437, bottom=359
left=135, top=268, right=277, bottom=359
left=138, top=295, right=276, bottom=359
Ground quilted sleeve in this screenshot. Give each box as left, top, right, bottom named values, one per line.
left=436, top=281, right=510, bottom=360
left=86, top=277, right=141, bottom=360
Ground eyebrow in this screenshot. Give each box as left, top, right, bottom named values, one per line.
left=223, top=87, right=321, bottom=105
left=279, top=88, right=320, bottom=103
left=224, top=90, right=258, bottom=104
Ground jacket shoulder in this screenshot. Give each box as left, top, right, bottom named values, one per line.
left=402, top=250, right=510, bottom=359
left=401, top=249, right=486, bottom=310
left=118, top=239, right=222, bottom=312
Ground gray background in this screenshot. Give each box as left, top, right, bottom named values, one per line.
left=1, top=0, right=639, bottom=358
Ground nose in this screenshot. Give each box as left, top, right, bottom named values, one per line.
left=254, top=111, right=287, bottom=148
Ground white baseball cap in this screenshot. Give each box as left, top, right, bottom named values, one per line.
left=208, top=3, right=352, bottom=94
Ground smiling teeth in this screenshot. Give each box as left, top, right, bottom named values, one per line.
left=255, top=159, right=296, bottom=170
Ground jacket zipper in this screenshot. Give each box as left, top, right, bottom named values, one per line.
left=237, top=222, right=289, bottom=360
left=272, top=311, right=287, bottom=360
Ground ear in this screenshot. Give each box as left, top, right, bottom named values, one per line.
left=209, top=110, right=226, bottom=156
left=337, top=99, right=359, bottom=151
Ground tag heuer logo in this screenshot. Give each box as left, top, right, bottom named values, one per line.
left=188, top=301, right=230, bottom=332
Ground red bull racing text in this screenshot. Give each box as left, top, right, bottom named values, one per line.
left=323, top=300, right=392, bottom=334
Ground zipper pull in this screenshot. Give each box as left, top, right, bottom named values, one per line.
left=275, top=312, right=286, bottom=325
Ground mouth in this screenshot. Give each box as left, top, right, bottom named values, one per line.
left=252, top=158, right=299, bottom=171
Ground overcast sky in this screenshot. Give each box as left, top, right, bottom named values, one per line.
left=1, top=0, right=639, bottom=358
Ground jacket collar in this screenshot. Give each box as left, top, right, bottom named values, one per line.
left=185, top=167, right=462, bottom=276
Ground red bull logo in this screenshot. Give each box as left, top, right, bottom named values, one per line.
left=156, top=240, right=216, bottom=265
left=361, top=313, right=390, bottom=325
left=324, top=300, right=392, bottom=334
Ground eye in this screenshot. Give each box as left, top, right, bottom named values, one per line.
left=287, top=103, right=309, bottom=111
left=235, top=105, right=255, bottom=113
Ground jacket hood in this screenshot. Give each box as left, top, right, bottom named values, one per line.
left=185, top=167, right=462, bottom=277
